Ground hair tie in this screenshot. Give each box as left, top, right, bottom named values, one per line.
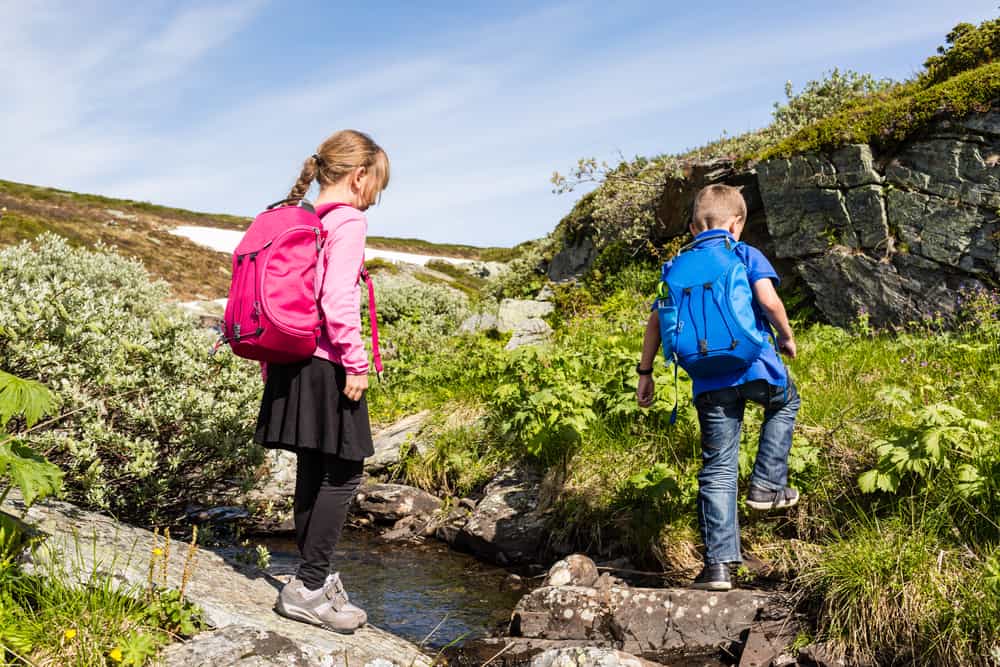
left=312, top=154, right=324, bottom=167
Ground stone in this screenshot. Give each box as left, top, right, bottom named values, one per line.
left=798, top=641, right=848, bottom=667
left=161, top=625, right=328, bottom=666
left=506, top=317, right=554, bottom=351
left=185, top=505, right=250, bottom=525
left=454, top=465, right=549, bottom=566
left=536, top=284, right=556, bottom=301
left=352, top=483, right=442, bottom=523
left=498, top=298, right=555, bottom=332
left=548, top=236, right=597, bottom=281
left=737, top=618, right=801, bottom=667
left=105, top=208, right=139, bottom=222
left=531, top=646, right=662, bottom=667
left=2, top=490, right=430, bottom=666
left=545, top=554, right=600, bottom=588
left=459, top=312, right=500, bottom=334
left=843, top=186, right=889, bottom=254
left=428, top=504, right=473, bottom=546
left=830, top=145, right=882, bottom=188
left=366, top=411, right=432, bottom=476
left=510, top=583, right=776, bottom=659
left=381, top=514, right=428, bottom=542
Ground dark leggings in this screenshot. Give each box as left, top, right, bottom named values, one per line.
left=294, top=450, right=364, bottom=590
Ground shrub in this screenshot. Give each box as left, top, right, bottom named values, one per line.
left=0, top=234, right=261, bottom=523
left=371, top=272, right=469, bottom=337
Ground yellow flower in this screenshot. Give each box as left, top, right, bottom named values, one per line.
left=152, top=548, right=164, bottom=556
left=109, top=647, right=123, bottom=662
left=64, top=629, right=77, bottom=640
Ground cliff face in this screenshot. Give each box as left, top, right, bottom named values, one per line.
left=549, top=110, right=1000, bottom=328
left=756, top=111, right=1000, bottom=327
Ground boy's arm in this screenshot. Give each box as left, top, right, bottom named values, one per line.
left=752, top=278, right=797, bottom=358
left=637, top=311, right=660, bottom=407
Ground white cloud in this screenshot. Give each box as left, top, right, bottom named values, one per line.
left=1, top=1, right=997, bottom=246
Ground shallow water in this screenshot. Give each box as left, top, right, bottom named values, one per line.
left=258, top=530, right=524, bottom=649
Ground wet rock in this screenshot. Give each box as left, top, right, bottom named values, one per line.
left=455, top=464, right=550, bottom=566
left=510, top=583, right=777, bottom=659
left=185, top=505, right=250, bottom=525
left=545, top=554, right=600, bottom=588
left=532, top=646, right=662, bottom=667
left=428, top=504, right=474, bottom=546
left=506, top=317, right=554, bottom=351
left=366, top=411, right=432, bottom=476
left=459, top=312, right=500, bottom=334
left=2, top=490, right=430, bottom=666
left=737, top=618, right=801, bottom=667
left=353, top=483, right=442, bottom=524
left=498, top=299, right=555, bottom=332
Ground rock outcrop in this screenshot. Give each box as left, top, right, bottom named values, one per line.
left=454, top=464, right=550, bottom=566
left=352, top=482, right=443, bottom=523
left=2, top=491, right=430, bottom=667
left=365, top=411, right=432, bottom=476
left=547, top=111, right=1000, bottom=328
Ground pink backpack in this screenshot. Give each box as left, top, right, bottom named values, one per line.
left=221, top=200, right=383, bottom=371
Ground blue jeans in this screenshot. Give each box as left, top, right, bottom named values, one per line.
left=693, top=379, right=800, bottom=565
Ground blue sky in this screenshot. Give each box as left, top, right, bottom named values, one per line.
left=1, top=2, right=996, bottom=247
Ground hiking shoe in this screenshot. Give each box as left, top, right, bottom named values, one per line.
left=691, top=563, right=732, bottom=591
left=274, top=574, right=366, bottom=634
left=746, top=485, right=799, bottom=510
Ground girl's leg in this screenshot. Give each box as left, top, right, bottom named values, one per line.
left=295, top=452, right=365, bottom=590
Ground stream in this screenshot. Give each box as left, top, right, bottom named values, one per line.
left=257, top=530, right=525, bottom=650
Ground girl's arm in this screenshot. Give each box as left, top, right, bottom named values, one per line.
left=321, top=216, right=369, bottom=374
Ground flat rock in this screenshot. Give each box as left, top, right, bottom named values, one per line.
left=459, top=312, right=500, bottom=334
left=366, top=411, right=432, bottom=475
left=161, top=625, right=329, bottom=666
left=511, top=583, right=777, bottom=660
left=454, top=464, right=549, bottom=566
left=353, top=483, right=442, bottom=523
left=2, top=491, right=430, bottom=666
left=498, top=299, right=554, bottom=332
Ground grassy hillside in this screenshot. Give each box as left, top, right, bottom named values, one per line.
left=0, top=179, right=516, bottom=300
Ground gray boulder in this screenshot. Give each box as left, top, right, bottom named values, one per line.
left=506, top=317, right=554, bottom=351
left=2, top=491, right=430, bottom=666
left=498, top=298, right=555, bottom=332
left=510, top=581, right=774, bottom=659
left=162, top=626, right=329, bottom=666
left=548, top=237, right=597, bottom=282
left=366, top=411, right=431, bottom=476
left=454, top=465, right=550, bottom=566
left=353, top=483, right=442, bottom=524
left=458, top=312, right=500, bottom=334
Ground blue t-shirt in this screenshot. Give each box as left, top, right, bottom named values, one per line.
left=656, top=229, right=788, bottom=397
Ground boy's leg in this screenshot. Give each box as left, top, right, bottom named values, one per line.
left=695, top=388, right=746, bottom=565
left=746, top=380, right=801, bottom=494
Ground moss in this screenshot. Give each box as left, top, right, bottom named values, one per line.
left=757, top=61, right=1000, bottom=162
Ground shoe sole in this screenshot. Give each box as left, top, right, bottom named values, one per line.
left=690, top=581, right=733, bottom=591
left=747, top=496, right=799, bottom=511
left=274, top=600, right=362, bottom=635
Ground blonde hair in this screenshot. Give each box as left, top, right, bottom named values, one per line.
left=286, top=130, right=390, bottom=206
left=691, top=184, right=746, bottom=232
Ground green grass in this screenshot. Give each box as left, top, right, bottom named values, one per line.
left=367, top=235, right=525, bottom=262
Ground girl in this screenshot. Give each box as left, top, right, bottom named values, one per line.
left=254, top=130, right=389, bottom=634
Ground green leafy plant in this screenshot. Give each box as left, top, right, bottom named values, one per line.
left=0, top=370, right=63, bottom=508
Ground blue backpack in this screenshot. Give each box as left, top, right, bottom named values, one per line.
left=656, top=231, right=769, bottom=422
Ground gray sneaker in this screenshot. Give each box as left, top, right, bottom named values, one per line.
left=274, top=573, right=366, bottom=634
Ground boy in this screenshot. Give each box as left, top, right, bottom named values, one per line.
left=635, top=184, right=800, bottom=591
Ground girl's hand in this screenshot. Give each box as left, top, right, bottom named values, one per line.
left=344, top=373, right=368, bottom=402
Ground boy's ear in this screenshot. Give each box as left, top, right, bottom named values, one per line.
left=688, top=223, right=697, bottom=237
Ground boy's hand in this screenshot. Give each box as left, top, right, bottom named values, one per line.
left=637, top=375, right=655, bottom=407
left=777, top=336, right=797, bottom=359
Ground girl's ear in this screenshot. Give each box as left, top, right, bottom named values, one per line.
left=351, top=165, right=368, bottom=192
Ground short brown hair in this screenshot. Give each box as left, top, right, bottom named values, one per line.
left=691, top=184, right=746, bottom=232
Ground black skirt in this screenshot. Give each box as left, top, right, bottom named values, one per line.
left=254, top=356, right=374, bottom=461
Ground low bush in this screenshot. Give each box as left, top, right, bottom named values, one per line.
left=0, top=234, right=261, bottom=524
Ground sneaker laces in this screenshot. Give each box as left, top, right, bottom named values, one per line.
left=323, top=573, right=350, bottom=607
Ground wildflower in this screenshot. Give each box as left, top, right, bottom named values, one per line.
left=64, top=628, right=77, bottom=640
left=109, top=647, right=123, bottom=662
left=152, top=548, right=164, bottom=556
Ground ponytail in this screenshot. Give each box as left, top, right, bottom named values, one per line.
left=286, top=130, right=390, bottom=208
left=286, top=155, right=320, bottom=205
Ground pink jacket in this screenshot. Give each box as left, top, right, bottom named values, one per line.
left=313, top=205, right=368, bottom=374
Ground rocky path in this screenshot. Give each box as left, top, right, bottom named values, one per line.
left=2, top=491, right=431, bottom=667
